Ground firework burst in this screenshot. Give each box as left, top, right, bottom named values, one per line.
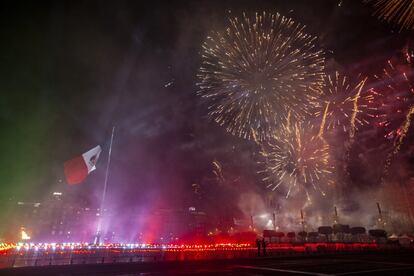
left=259, top=122, right=334, bottom=200
left=368, top=47, right=414, bottom=175
left=368, top=47, right=414, bottom=143
left=197, top=12, right=325, bottom=141
left=365, top=0, right=414, bottom=31
left=315, top=72, right=368, bottom=134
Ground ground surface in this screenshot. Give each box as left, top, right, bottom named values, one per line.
left=2, top=251, right=414, bottom=275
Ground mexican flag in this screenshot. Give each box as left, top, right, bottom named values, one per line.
left=64, top=145, right=102, bottom=185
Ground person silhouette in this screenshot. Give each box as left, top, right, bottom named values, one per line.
left=255, top=238, right=261, bottom=256
left=261, top=238, right=267, bottom=256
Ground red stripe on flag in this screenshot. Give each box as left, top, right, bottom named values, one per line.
left=64, top=155, right=88, bottom=185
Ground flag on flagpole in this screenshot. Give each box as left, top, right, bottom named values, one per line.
left=64, top=145, right=102, bottom=185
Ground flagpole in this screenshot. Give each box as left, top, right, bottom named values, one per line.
left=94, top=126, right=115, bottom=244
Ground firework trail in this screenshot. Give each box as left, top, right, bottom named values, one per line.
left=251, top=127, right=261, bottom=146
left=365, top=0, right=414, bottom=31
left=259, top=121, right=334, bottom=200
left=197, top=12, right=325, bottom=141
left=315, top=72, right=368, bottom=136
left=349, top=77, right=368, bottom=143
left=212, top=160, right=225, bottom=182
left=393, top=106, right=414, bottom=155
left=318, top=102, right=330, bottom=139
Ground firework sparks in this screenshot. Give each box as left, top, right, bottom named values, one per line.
left=365, top=0, right=414, bottom=31
left=315, top=72, right=368, bottom=135
left=259, top=122, right=334, bottom=200
left=197, top=12, right=325, bottom=141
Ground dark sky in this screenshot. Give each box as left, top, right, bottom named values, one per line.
left=0, top=0, right=412, bottom=224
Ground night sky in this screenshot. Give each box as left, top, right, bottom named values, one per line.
left=1, top=0, right=413, bottom=235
